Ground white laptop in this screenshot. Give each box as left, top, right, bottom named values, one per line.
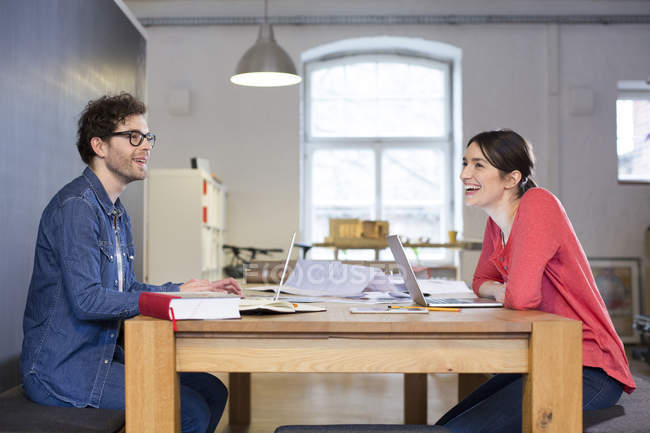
left=386, top=235, right=503, bottom=308
left=273, top=232, right=296, bottom=301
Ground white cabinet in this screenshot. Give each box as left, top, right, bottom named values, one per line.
left=145, top=169, right=226, bottom=285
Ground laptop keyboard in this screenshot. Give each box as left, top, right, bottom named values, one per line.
left=426, top=298, right=474, bottom=304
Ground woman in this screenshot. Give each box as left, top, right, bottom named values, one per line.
left=436, top=129, right=635, bottom=433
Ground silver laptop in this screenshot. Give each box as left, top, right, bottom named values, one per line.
left=386, top=235, right=503, bottom=308
left=273, top=232, right=296, bottom=301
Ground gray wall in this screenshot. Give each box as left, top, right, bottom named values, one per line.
left=0, top=0, right=145, bottom=392
left=138, top=16, right=650, bottom=283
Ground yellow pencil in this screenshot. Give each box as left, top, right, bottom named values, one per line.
left=389, top=305, right=461, bottom=312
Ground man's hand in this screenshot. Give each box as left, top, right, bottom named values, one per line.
left=179, top=278, right=243, bottom=296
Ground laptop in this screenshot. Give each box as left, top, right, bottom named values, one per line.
left=273, top=232, right=296, bottom=301
left=386, top=235, right=503, bottom=308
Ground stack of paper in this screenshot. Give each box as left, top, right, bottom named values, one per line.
left=391, top=277, right=475, bottom=299
left=283, top=260, right=378, bottom=297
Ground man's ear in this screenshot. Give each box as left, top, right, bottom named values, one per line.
left=90, top=137, right=106, bottom=159
left=504, top=170, right=522, bottom=190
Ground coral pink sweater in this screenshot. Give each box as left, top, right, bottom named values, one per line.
left=473, top=188, right=635, bottom=393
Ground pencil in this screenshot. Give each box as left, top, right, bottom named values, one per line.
left=389, top=305, right=461, bottom=312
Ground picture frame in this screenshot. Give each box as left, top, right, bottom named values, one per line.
left=588, top=257, right=642, bottom=343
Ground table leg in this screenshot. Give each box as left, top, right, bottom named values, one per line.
left=229, top=372, right=251, bottom=425
left=404, top=373, right=427, bottom=424
left=522, top=320, right=582, bottom=433
left=458, top=373, right=491, bottom=401
left=125, top=318, right=179, bottom=433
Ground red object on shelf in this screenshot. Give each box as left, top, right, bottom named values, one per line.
left=202, top=206, right=207, bottom=223
left=203, top=180, right=207, bottom=195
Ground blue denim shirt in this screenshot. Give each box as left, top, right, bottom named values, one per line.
left=21, top=167, right=179, bottom=408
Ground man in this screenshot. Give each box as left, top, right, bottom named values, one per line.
left=21, top=93, right=241, bottom=433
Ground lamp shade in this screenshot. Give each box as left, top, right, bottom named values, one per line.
left=230, top=23, right=301, bottom=87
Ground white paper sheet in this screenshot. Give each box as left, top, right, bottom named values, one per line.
left=284, top=260, right=377, bottom=297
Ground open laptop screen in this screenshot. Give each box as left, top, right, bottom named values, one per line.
left=386, top=235, right=503, bottom=308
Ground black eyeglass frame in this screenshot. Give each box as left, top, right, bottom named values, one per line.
left=105, top=130, right=156, bottom=148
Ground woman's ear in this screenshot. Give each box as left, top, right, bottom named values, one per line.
left=504, top=170, right=522, bottom=190
left=90, top=137, right=106, bottom=159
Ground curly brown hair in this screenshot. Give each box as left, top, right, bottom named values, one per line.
left=76, top=92, right=146, bottom=164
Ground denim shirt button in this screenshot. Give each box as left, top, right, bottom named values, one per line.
left=104, top=360, right=109, bottom=364
left=110, top=255, right=113, bottom=260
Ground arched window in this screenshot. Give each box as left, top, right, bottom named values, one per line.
left=301, top=38, right=461, bottom=262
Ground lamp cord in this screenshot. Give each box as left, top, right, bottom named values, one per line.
left=264, top=0, right=268, bottom=24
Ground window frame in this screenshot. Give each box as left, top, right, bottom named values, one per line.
left=616, top=81, right=650, bottom=184
left=300, top=44, right=460, bottom=265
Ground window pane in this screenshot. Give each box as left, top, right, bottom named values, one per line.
left=305, top=50, right=456, bottom=265
left=376, top=99, right=445, bottom=137
left=310, top=57, right=448, bottom=138
left=311, top=99, right=344, bottom=137
left=311, top=66, right=345, bottom=98
left=616, top=99, right=650, bottom=182
left=382, top=148, right=444, bottom=206
left=380, top=207, right=445, bottom=262
left=311, top=150, right=375, bottom=246
left=344, top=98, right=378, bottom=137
left=381, top=148, right=446, bottom=261
left=345, top=62, right=377, bottom=98
left=312, top=149, right=374, bottom=205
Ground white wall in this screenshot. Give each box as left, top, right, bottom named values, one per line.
left=138, top=4, right=650, bottom=282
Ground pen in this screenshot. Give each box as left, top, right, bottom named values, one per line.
left=389, top=305, right=461, bottom=312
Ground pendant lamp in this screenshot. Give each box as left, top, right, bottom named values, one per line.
left=230, top=0, right=301, bottom=87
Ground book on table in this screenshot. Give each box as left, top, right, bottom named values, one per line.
left=138, top=292, right=326, bottom=322
left=138, top=291, right=241, bottom=321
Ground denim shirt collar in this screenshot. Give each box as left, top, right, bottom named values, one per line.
left=82, top=167, right=124, bottom=218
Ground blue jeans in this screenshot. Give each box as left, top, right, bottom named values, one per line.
left=24, top=362, right=227, bottom=433
left=435, top=367, right=623, bottom=433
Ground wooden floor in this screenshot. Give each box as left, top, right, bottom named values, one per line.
left=215, top=373, right=458, bottom=433
left=213, top=355, right=649, bottom=433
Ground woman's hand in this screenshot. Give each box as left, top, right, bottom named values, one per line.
left=478, top=281, right=506, bottom=303
left=179, top=278, right=243, bottom=296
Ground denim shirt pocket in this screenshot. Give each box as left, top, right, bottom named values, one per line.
left=98, top=240, right=117, bottom=290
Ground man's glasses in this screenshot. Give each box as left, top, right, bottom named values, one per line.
left=105, top=130, right=156, bottom=148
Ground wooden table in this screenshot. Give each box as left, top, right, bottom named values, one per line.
left=124, top=304, right=582, bottom=433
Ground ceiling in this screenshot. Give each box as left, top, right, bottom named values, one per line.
left=122, top=1, right=650, bottom=20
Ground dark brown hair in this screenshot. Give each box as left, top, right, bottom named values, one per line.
left=467, top=129, right=537, bottom=198
left=76, top=92, right=146, bottom=164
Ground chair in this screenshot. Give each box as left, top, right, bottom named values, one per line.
left=275, top=426, right=452, bottom=433
left=0, top=385, right=124, bottom=433
left=583, top=374, right=650, bottom=433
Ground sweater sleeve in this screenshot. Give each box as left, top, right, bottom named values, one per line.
left=472, top=219, right=504, bottom=295
left=504, top=190, right=562, bottom=310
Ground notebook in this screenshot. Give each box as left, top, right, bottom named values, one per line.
left=386, top=235, right=503, bottom=308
